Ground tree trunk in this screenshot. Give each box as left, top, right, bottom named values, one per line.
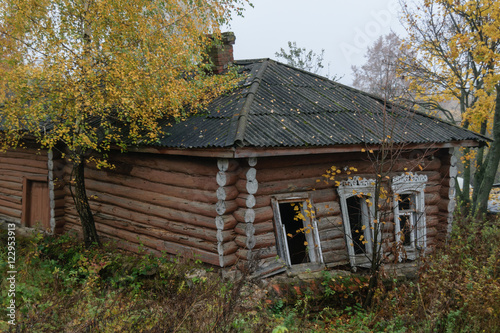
left=71, top=158, right=100, bottom=247
left=474, top=85, right=500, bottom=215
left=472, top=121, right=488, bottom=204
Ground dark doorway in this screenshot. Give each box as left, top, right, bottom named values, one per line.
left=279, top=202, right=308, bottom=265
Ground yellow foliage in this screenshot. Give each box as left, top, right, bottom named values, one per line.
left=0, top=0, right=247, bottom=161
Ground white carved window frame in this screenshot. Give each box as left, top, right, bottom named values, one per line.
left=271, top=192, right=323, bottom=267
left=337, top=177, right=377, bottom=268
left=391, top=173, right=427, bottom=261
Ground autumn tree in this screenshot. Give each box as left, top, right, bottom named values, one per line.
left=0, top=0, right=246, bottom=246
left=351, top=32, right=408, bottom=100
left=275, top=41, right=338, bottom=80
left=400, top=0, right=500, bottom=214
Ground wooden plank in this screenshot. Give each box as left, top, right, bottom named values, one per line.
left=322, top=249, right=349, bottom=265
left=0, top=156, right=48, bottom=169
left=107, top=152, right=223, bottom=176
left=0, top=174, right=23, bottom=183
left=0, top=188, right=23, bottom=197
left=233, top=206, right=274, bottom=224
left=315, top=201, right=340, bottom=217
left=318, top=227, right=344, bottom=242
left=0, top=194, right=22, bottom=205
left=95, top=217, right=221, bottom=253
left=320, top=237, right=347, bottom=252
left=317, top=215, right=343, bottom=230
left=0, top=198, right=21, bottom=210
left=0, top=180, right=22, bottom=191
left=0, top=206, right=21, bottom=219
left=0, top=163, right=47, bottom=175
left=83, top=168, right=237, bottom=203
left=84, top=178, right=238, bottom=217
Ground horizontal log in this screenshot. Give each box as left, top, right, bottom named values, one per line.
left=0, top=206, right=21, bottom=219
left=83, top=191, right=221, bottom=228
left=315, top=201, right=340, bottom=217
left=426, top=227, right=437, bottom=239
left=87, top=187, right=223, bottom=219
left=0, top=198, right=21, bottom=211
left=426, top=215, right=440, bottom=228
left=311, top=188, right=338, bottom=203
left=256, top=153, right=366, bottom=170
left=96, top=222, right=222, bottom=263
left=437, top=199, right=450, bottom=212
left=1, top=149, right=48, bottom=160
left=233, top=206, right=274, bottom=224
left=84, top=178, right=238, bottom=218
left=0, top=162, right=47, bottom=175
left=71, top=202, right=235, bottom=241
left=320, top=237, right=346, bottom=252
left=0, top=193, right=21, bottom=205
left=319, top=227, right=344, bottom=242
left=424, top=183, right=441, bottom=194
left=317, top=215, right=343, bottom=229
left=241, top=176, right=334, bottom=196
left=234, top=221, right=274, bottom=236
left=83, top=168, right=230, bottom=204
left=64, top=162, right=221, bottom=193
left=219, top=241, right=239, bottom=256
left=107, top=152, right=223, bottom=176
left=95, top=217, right=224, bottom=254
left=0, top=187, right=22, bottom=198
left=322, top=249, right=349, bottom=266
left=236, top=194, right=270, bottom=209
left=439, top=186, right=452, bottom=199
left=425, top=192, right=440, bottom=206
left=0, top=213, right=20, bottom=224
left=253, top=232, right=277, bottom=249
left=0, top=174, right=23, bottom=184
left=0, top=180, right=22, bottom=191
left=425, top=205, right=439, bottom=215
left=0, top=156, right=48, bottom=169
left=236, top=246, right=278, bottom=261
left=256, top=163, right=335, bottom=183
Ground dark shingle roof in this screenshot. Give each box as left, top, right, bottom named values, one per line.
left=157, top=59, right=488, bottom=149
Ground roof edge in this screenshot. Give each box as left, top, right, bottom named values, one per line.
left=129, top=140, right=480, bottom=158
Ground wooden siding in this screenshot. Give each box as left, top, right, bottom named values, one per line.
left=63, top=152, right=239, bottom=266
left=239, top=149, right=452, bottom=268
left=0, top=148, right=65, bottom=232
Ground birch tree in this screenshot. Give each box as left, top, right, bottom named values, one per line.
left=400, top=0, right=500, bottom=214
left=0, top=0, right=246, bottom=246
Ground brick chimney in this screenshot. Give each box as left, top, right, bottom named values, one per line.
left=207, top=32, right=235, bottom=74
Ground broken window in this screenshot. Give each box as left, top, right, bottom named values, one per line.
left=338, top=177, right=376, bottom=267
left=392, top=173, right=427, bottom=260
left=272, top=194, right=323, bottom=267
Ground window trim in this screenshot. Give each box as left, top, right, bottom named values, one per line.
left=271, top=192, right=323, bottom=267
left=338, top=177, right=377, bottom=267
left=392, top=173, right=427, bottom=260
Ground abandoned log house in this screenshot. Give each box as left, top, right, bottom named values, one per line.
left=0, top=35, right=488, bottom=276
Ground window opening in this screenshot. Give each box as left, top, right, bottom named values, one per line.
left=397, top=194, right=416, bottom=247
left=271, top=194, right=323, bottom=267
left=392, top=173, right=428, bottom=260
left=337, top=176, right=376, bottom=267
left=346, top=196, right=366, bottom=255
left=279, top=202, right=308, bottom=265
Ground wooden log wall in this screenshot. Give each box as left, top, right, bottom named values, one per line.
left=63, top=152, right=240, bottom=267
left=245, top=149, right=450, bottom=269
left=0, top=147, right=65, bottom=232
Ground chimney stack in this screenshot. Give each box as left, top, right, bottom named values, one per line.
left=207, top=32, right=235, bottom=74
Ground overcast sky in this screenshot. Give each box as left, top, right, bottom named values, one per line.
left=226, top=0, right=406, bottom=85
